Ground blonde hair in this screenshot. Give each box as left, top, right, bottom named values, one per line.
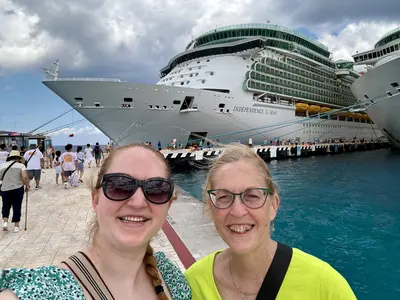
left=203, top=143, right=278, bottom=206
left=89, top=143, right=171, bottom=300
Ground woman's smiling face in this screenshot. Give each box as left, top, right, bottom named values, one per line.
left=209, top=159, right=279, bottom=254
left=92, top=147, right=172, bottom=250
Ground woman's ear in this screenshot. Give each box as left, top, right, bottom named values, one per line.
left=269, top=192, right=280, bottom=221
left=92, top=191, right=99, bottom=212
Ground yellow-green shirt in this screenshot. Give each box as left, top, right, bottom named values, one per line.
left=185, top=248, right=357, bottom=300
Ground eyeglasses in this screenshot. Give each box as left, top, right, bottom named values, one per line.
left=207, top=188, right=270, bottom=209
left=101, top=173, right=174, bottom=204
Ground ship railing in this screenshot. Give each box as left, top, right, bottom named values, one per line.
left=44, top=77, right=125, bottom=82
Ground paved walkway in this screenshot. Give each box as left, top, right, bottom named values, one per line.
left=0, top=167, right=184, bottom=270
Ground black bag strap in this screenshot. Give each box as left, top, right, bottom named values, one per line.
left=256, top=242, right=293, bottom=300
left=0, top=161, right=17, bottom=181
left=26, top=149, right=37, bottom=164
left=62, top=251, right=115, bottom=300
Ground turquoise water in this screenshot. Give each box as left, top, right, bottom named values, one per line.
left=171, top=149, right=400, bottom=299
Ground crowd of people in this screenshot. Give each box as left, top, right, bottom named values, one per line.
left=0, top=142, right=357, bottom=299
left=0, top=142, right=106, bottom=233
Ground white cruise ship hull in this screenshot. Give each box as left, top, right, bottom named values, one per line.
left=351, top=56, right=400, bottom=148
left=43, top=79, right=378, bottom=147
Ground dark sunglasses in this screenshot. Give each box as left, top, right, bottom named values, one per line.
left=101, top=173, right=174, bottom=204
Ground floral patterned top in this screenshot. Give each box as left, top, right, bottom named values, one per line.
left=0, top=251, right=191, bottom=299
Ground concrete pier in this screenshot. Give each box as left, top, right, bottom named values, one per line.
left=0, top=168, right=185, bottom=271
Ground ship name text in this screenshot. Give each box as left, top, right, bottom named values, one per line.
left=233, top=106, right=277, bottom=115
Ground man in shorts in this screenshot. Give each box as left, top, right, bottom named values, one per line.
left=60, top=144, right=78, bottom=189
left=23, top=144, right=44, bottom=189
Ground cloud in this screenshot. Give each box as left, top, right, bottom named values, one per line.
left=318, top=22, right=400, bottom=61
left=49, top=125, right=102, bottom=137
left=1, top=0, right=399, bottom=83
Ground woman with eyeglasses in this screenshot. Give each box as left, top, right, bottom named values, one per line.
left=0, top=144, right=191, bottom=299
left=185, top=144, right=356, bottom=300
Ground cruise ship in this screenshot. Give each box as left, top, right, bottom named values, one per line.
left=351, top=27, right=400, bottom=148
left=42, top=23, right=380, bottom=147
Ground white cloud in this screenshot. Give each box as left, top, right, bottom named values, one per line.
left=318, top=22, right=400, bottom=62
left=49, top=125, right=102, bottom=137
left=0, top=0, right=64, bottom=69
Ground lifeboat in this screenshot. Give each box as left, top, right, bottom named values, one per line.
left=308, top=105, right=321, bottom=115
left=353, top=113, right=361, bottom=120
left=296, top=103, right=309, bottom=112
left=320, top=107, right=331, bottom=114
left=345, top=112, right=354, bottom=119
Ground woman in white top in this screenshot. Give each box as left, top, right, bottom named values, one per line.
left=76, top=146, right=85, bottom=183
left=84, top=144, right=94, bottom=168
left=0, top=150, right=30, bottom=232
left=53, top=150, right=62, bottom=185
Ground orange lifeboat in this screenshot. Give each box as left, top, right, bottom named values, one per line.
left=308, top=105, right=321, bottom=115
left=345, top=112, right=354, bottom=119
left=353, top=113, right=362, bottom=120
left=320, top=107, right=331, bottom=114
left=296, top=103, right=309, bottom=112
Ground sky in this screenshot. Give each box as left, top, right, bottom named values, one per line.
left=0, top=0, right=399, bottom=146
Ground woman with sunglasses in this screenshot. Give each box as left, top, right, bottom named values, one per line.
left=0, top=144, right=191, bottom=299
left=185, top=144, right=356, bottom=300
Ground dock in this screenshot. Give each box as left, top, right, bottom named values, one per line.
left=161, top=141, right=392, bottom=163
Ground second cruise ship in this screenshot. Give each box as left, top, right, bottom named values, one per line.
left=351, top=27, right=400, bottom=148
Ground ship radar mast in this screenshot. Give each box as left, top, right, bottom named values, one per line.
left=41, top=59, right=59, bottom=80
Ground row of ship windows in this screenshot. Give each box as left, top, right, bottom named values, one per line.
left=269, top=57, right=336, bottom=81
left=255, top=64, right=353, bottom=98
left=303, top=124, right=342, bottom=129
left=304, top=131, right=335, bottom=135
left=170, top=59, right=211, bottom=75
left=170, top=79, right=207, bottom=86
left=248, top=71, right=354, bottom=101
left=255, top=62, right=353, bottom=93
left=355, top=43, right=400, bottom=63
left=261, top=57, right=354, bottom=88
left=161, top=71, right=215, bottom=83
left=246, top=80, right=352, bottom=106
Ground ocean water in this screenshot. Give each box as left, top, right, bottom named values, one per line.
left=171, top=149, right=400, bottom=299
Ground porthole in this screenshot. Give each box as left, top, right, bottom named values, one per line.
left=210, top=72, right=215, bottom=76
left=201, top=80, right=206, bottom=84
left=180, top=82, right=184, bottom=85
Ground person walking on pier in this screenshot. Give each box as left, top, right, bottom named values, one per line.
left=23, top=144, right=44, bottom=189
left=0, top=150, right=30, bottom=233
left=0, top=144, right=191, bottom=299
left=84, top=144, right=94, bottom=168
left=46, top=144, right=54, bottom=169
left=53, top=150, right=62, bottom=186
left=0, top=144, right=9, bottom=165
left=185, top=144, right=356, bottom=300
left=93, top=142, right=103, bottom=167
left=76, top=146, right=85, bottom=183
left=60, top=144, right=78, bottom=189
